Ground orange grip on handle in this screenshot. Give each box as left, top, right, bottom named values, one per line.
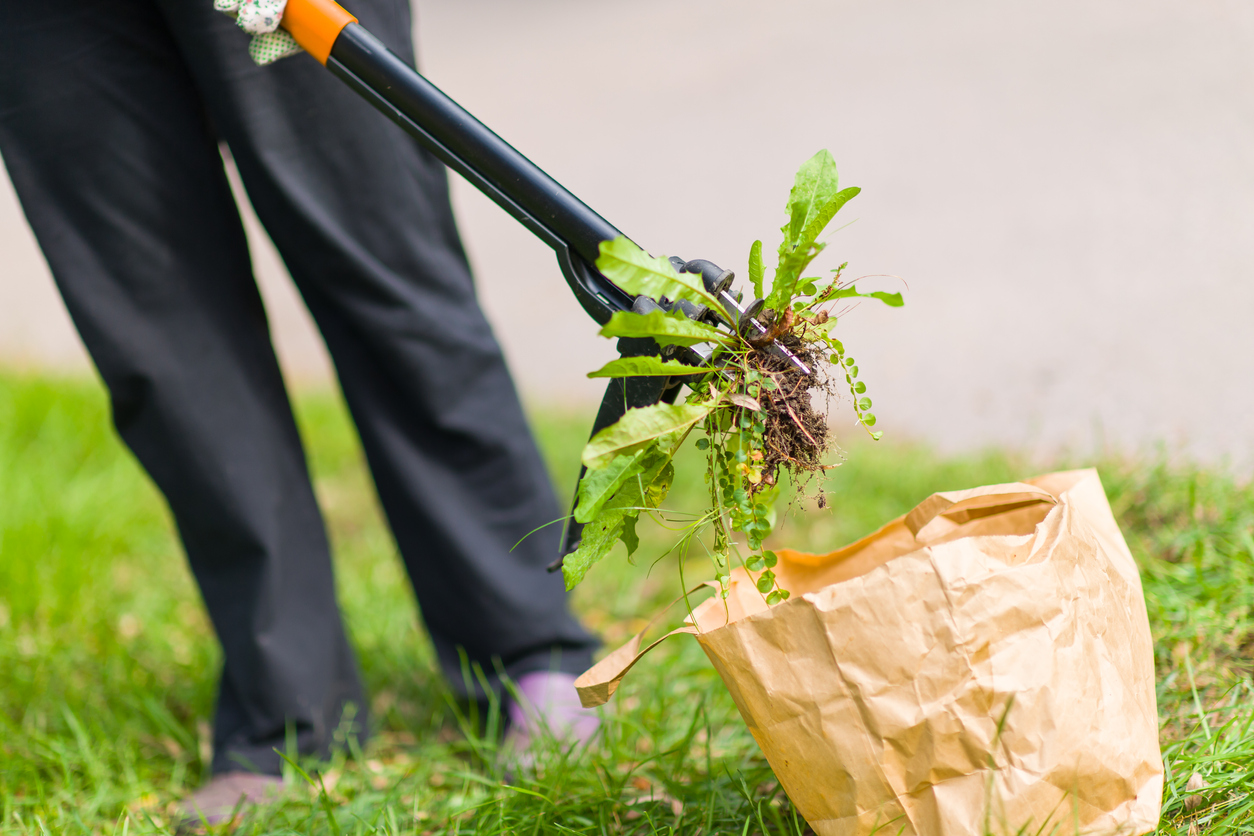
left=281, top=0, right=357, bottom=65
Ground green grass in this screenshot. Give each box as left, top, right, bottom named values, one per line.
left=1, top=372, right=1252, bottom=834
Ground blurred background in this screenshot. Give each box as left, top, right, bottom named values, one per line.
left=2, top=0, right=1251, bottom=467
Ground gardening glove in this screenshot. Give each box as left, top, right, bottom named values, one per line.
left=214, top=0, right=303, bottom=65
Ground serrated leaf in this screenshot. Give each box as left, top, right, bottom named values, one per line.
left=767, top=150, right=859, bottom=310
left=748, top=239, right=765, bottom=300
left=596, top=237, right=724, bottom=315
left=579, top=436, right=679, bottom=523
left=598, top=309, right=732, bottom=348
left=768, top=242, right=826, bottom=311
left=587, top=356, right=702, bottom=379
left=782, top=150, right=842, bottom=250
left=582, top=401, right=715, bottom=470
left=797, top=187, right=858, bottom=263
left=574, top=446, right=650, bottom=523
left=726, top=392, right=762, bottom=411
left=562, top=510, right=625, bottom=590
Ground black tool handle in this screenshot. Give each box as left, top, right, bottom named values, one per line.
left=326, top=24, right=635, bottom=323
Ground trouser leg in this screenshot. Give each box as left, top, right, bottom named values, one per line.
left=157, top=0, right=598, bottom=692
left=0, top=0, right=365, bottom=774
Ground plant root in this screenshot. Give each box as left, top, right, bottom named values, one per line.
left=744, top=330, right=831, bottom=491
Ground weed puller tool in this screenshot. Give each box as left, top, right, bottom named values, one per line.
left=277, top=0, right=808, bottom=565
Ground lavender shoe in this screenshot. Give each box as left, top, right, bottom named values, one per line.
left=176, top=771, right=284, bottom=832
left=503, top=671, right=601, bottom=756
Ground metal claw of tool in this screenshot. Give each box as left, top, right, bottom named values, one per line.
left=657, top=258, right=810, bottom=377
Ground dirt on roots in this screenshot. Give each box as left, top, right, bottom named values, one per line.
left=747, top=331, right=831, bottom=490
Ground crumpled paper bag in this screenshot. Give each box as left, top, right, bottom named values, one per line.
left=576, top=469, right=1162, bottom=836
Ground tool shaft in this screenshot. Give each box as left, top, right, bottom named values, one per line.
left=329, top=25, right=620, bottom=264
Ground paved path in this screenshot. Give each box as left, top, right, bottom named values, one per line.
left=2, top=0, right=1252, bottom=465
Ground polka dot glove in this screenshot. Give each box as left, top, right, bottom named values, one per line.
left=214, top=0, right=303, bottom=65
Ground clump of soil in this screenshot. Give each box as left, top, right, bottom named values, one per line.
left=747, top=330, right=831, bottom=490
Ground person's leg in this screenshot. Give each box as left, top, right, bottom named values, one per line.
left=158, top=0, right=598, bottom=694
left=0, top=0, right=365, bottom=775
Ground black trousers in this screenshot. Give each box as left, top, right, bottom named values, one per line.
left=0, top=0, right=595, bottom=775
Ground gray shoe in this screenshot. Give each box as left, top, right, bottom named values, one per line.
left=503, top=671, right=601, bottom=755
left=177, top=771, right=284, bottom=831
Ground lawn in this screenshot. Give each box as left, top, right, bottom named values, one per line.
left=1, top=372, right=1252, bottom=834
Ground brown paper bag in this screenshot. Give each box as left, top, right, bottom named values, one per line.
left=576, top=469, right=1163, bottom=836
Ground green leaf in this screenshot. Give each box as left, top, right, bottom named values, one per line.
left=598, top=309, right=732, bottom=348
left=870, top=431, right=884, bottom=441
left=867, top=290, right=904, bottom=307
left=756, top=573, right=775, bottom=594
left=596, top=237, right=724, bottom=316
left=767, top=150, right=860, bottom=310
left=582, top=401, right=716, bottom=470
left=853, top=381, right=866, bottom=394
left=762, top=549, right=778, bottom=568
left=799, top=187, right=859, bottom=254
left=562, top=510, right=625, bottom=590
left=745, top=555, right=765, bottom=572
left=857, top=397, right=872, bottom=411
left=619, top=514, right=640, bottom=556
left=862, top=413, right=877, bottom=427
left=643, top=460, right=675, bottom=508
left=748, top=239, right=765, bottom=300
left=586, top=356, right=702, bottom=379
left=578, top=435, right=679, bottom=524
left=616, top=450, right=675, bottom=511
left=574, top=445, right=650, bottom=523
left=827, top=286, right=903, bottom=307
left=782, top=150, right=842, bottom=251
